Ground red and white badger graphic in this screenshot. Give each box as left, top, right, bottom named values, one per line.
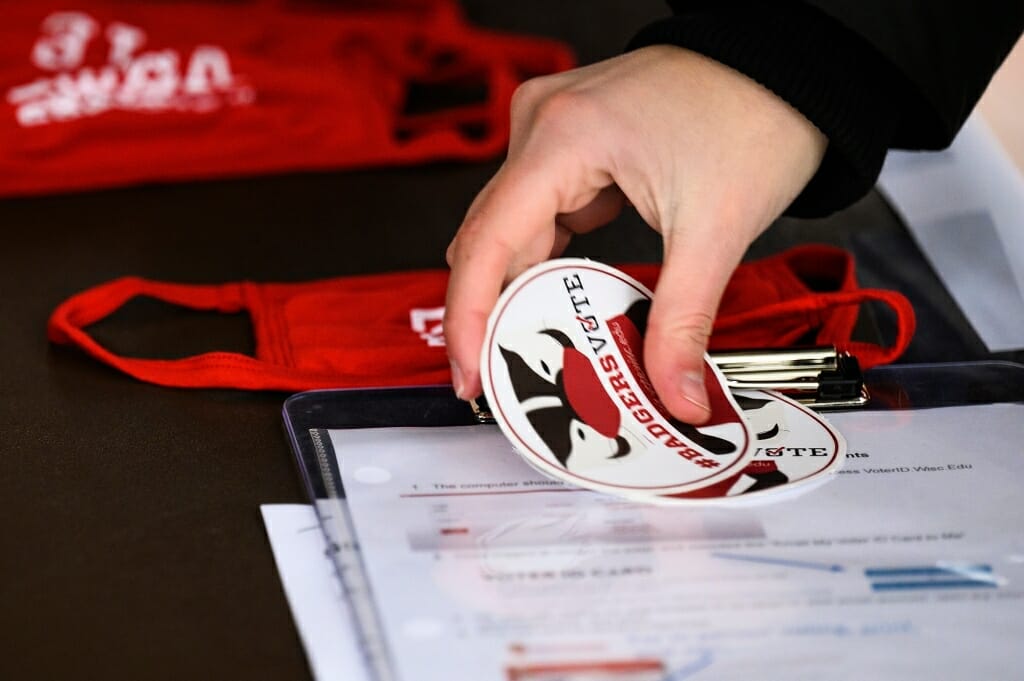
left=482, top=259, right=755, bottom=501
left=496, top=309, right=747, bottom=473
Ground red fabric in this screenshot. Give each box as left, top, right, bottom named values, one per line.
left=47, top=245, right=915, bottom=391
left=0, top=0, right=573, bottom=197
left=708, top=245, right=916, bottom=368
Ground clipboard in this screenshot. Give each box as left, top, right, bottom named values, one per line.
left=281, top=359, right=1024, bottom=681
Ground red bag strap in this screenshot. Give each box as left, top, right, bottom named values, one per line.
left=713, top=287, right=916, bottom=368
left=388, top=33, right=574, bottom=159
left=837, top=289, right=917, bottom=368
left=46, top=277, right=319, bottom=390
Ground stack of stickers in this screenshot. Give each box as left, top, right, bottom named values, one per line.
left=480, top=259, right=846, bottom=505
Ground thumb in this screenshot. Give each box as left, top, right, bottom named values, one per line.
left=643, top=229, right=746, bottom=425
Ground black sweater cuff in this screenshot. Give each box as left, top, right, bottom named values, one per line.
left=628, top=2, right=904, bottom=218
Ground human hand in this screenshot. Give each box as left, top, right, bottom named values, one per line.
left=444, top=45, right=827, bottom=424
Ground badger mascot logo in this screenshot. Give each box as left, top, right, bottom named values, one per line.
left=724, top=393, right=792, bottom=493
left=498, top=300, right=762, bottom=475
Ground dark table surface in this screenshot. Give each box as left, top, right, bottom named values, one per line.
left=3, top=2, right=1021, bottom=679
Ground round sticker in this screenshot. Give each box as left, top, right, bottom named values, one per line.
left=481, top=258, right=755, bottom=499
left=660, top=389, right=846, bottom=505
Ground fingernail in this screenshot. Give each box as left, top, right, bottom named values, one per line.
left=450, top=360, right=466, bottom=400
left=681, top=370, right=711, bottom=413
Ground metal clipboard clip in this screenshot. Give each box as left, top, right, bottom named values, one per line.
left=469, top=345, right=867, bottom=423
left=711, top=345, right=868, bottom=409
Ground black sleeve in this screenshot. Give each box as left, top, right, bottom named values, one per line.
left=627, top=1, right=1024, bottom=217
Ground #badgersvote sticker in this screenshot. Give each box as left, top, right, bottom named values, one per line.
left=481, top=259, right=755, bottom=501
left=664, top=388, right=847, bottom=504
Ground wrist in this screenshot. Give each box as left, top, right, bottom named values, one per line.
left=628, top=3, right=901, bottom=216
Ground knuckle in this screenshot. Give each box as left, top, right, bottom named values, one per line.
left=532, top=88, right=596, bottom=132
left=442, top=305, right=488, bottom=342
left=510, top=76, right=547, bottom=115
left=649, top=311, right=715, bottom=352
left=455, top=212, right=489, bottom=248
left=448, top=213, right=518, bottom=271
left=447, top=219, right=489, bottom=269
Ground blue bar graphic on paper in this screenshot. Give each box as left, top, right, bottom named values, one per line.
left=865, top=564, right=997, bottom=591
left=712, top=552, right=844, bottom=572
left=871, top=580, right=996, bottom=591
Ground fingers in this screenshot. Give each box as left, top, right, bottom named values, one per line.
left=444, top=166, right=561, bottom=400
left=549, top=224, right=573, bottom=259
left=445, top=176, right=623, bottom=400
left=548, top=185, right=626, bottom=259
left=643, top=223, right=747, bottom=425
left=555, top=184, right=626, bottom=234
left=445, top=68, right=632, bottom=402
left=442, top=46, right=826, bottom=424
